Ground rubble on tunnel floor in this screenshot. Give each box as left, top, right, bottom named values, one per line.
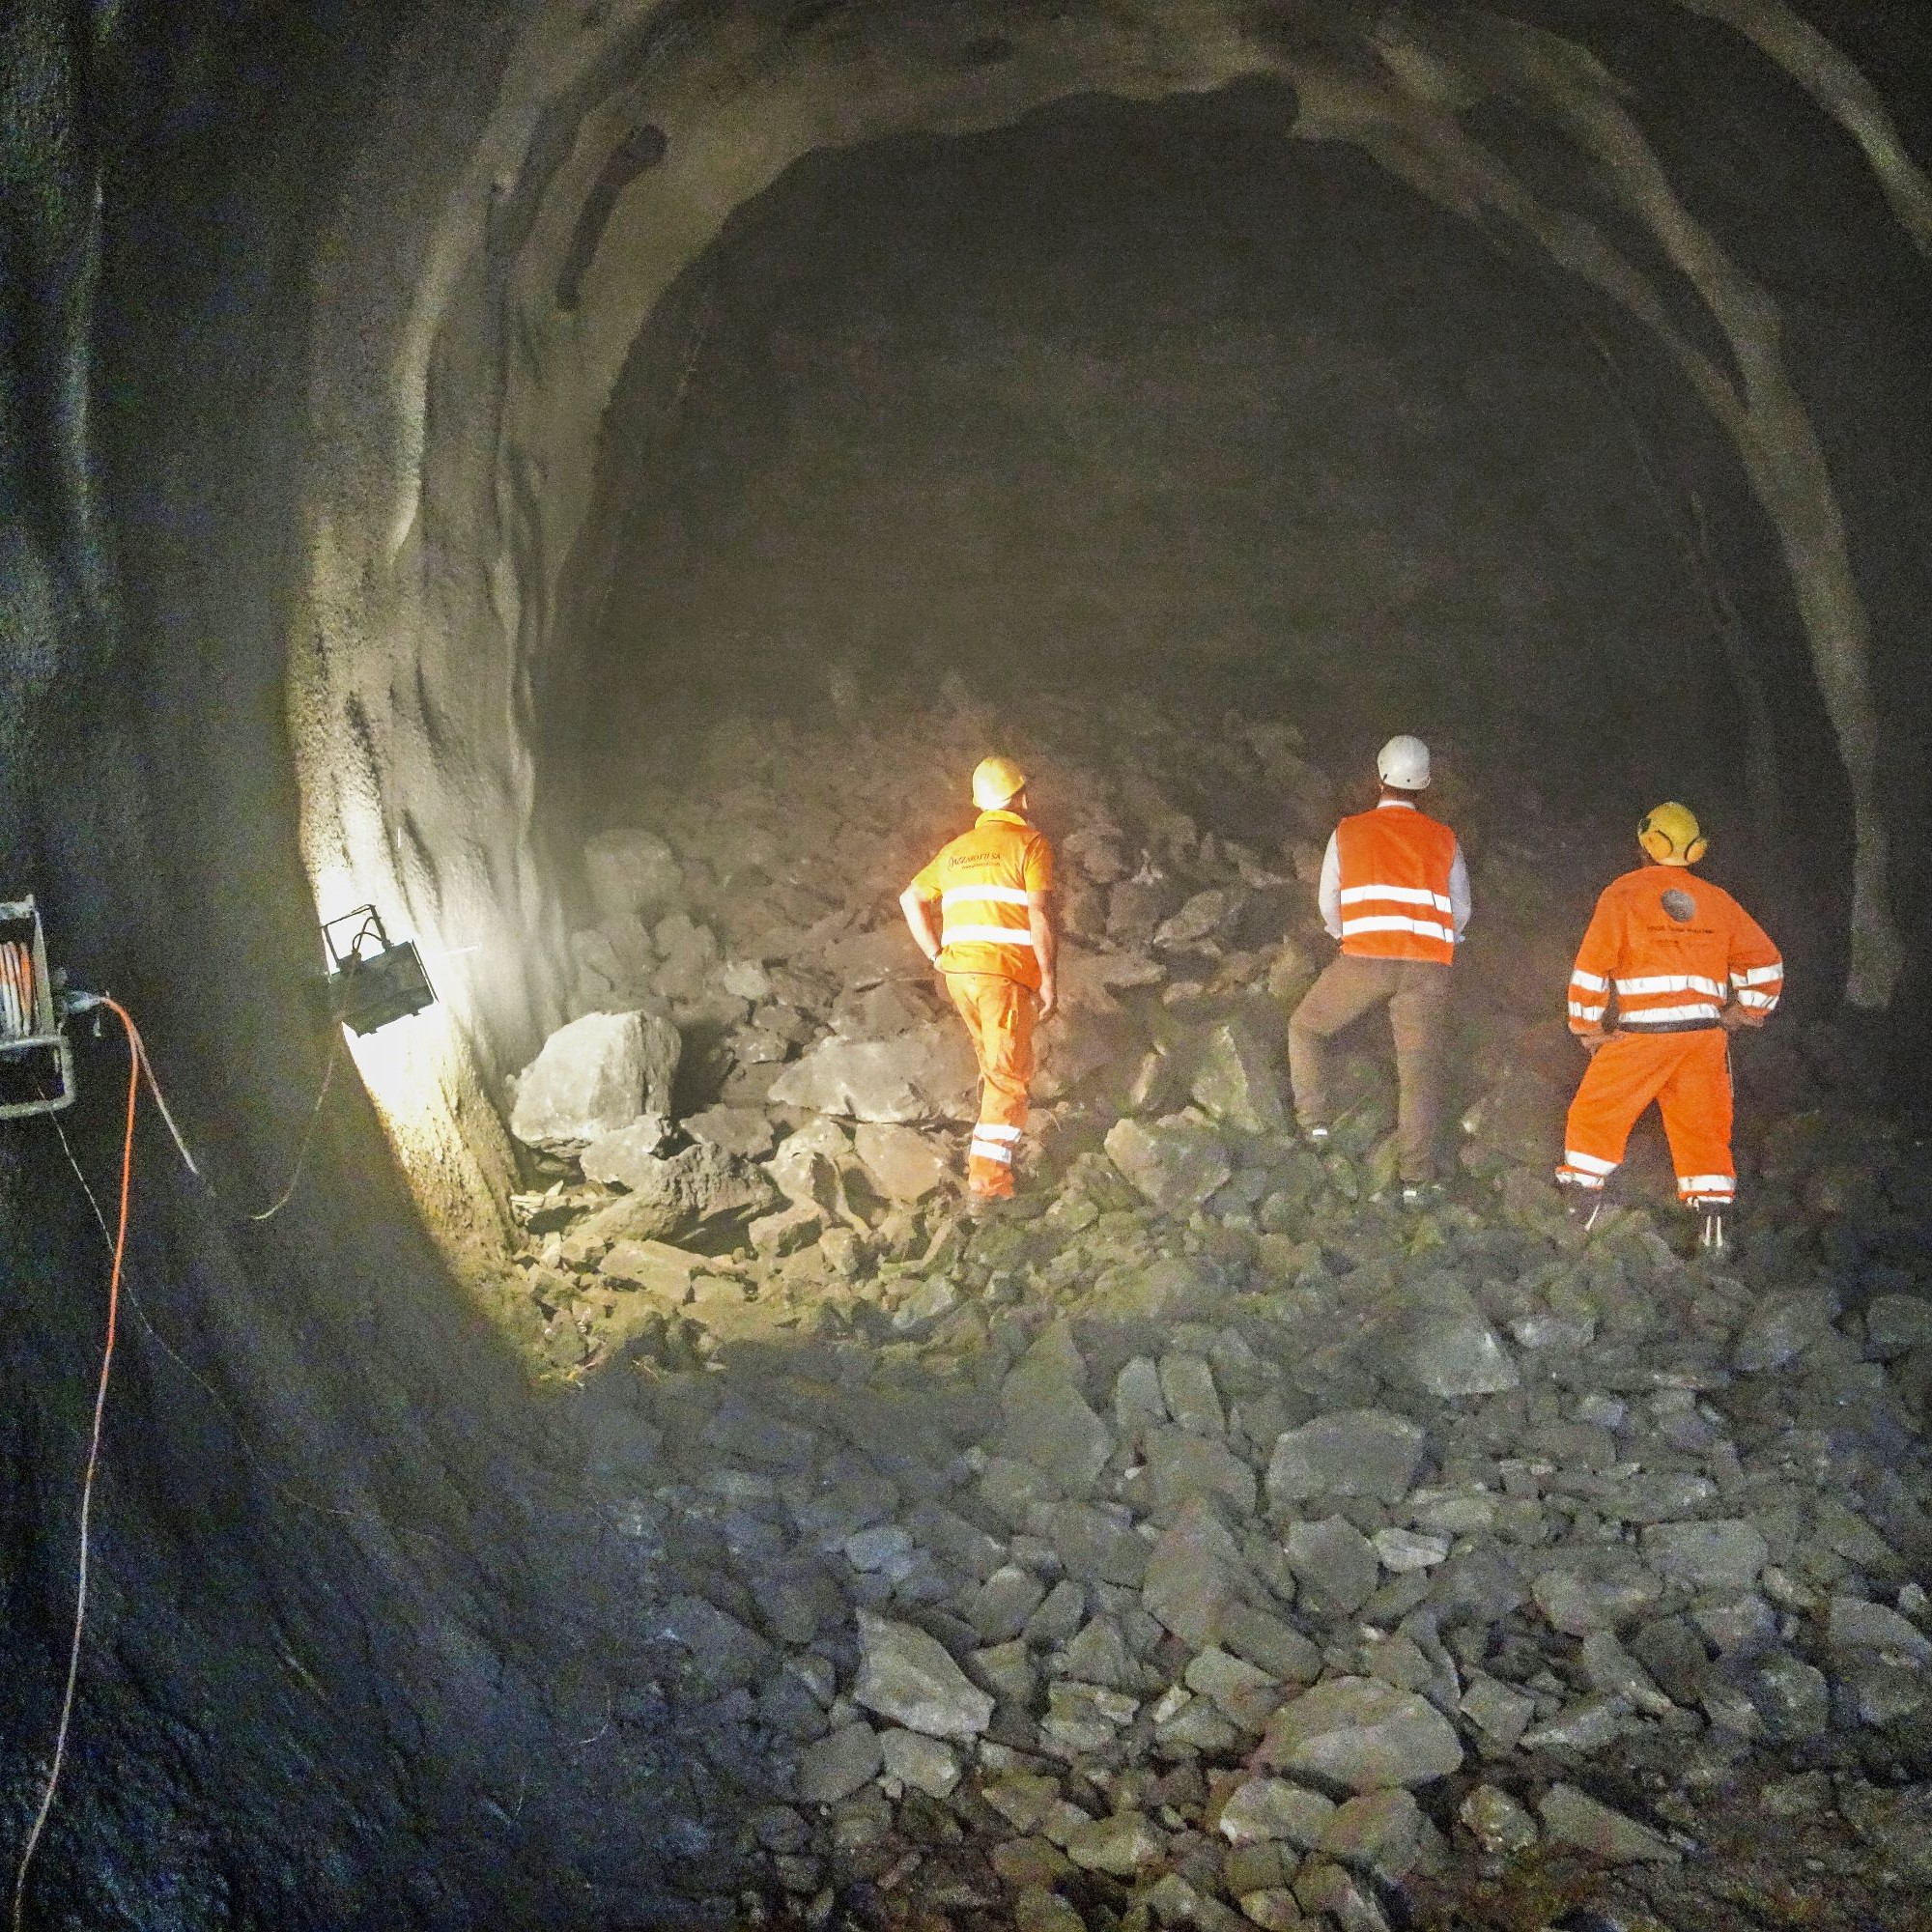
left=481, top=697, right=1932, bottom=1930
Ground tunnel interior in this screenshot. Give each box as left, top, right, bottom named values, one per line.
left=5, top=2, right=1932, bottom=1928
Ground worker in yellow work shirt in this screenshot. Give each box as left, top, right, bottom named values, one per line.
left=900, top=756, right=1056, bottom=1204
left=1288, top=734, right=1470, bottom=1206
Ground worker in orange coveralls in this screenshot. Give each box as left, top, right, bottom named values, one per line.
left=1556, top=802, right=1782, bottom=1254
left=900, top=756, right=1056, bottom=1205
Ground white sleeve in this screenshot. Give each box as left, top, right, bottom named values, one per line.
left=1318, top=833, right=1343, bottom=939
left=1449, top=841, right=1472, bottom=937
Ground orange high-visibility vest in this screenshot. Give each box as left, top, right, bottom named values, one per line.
left=909, top=810, right=1053, bottom=989
left=1334, top=805, right=1460, bottom=965
left=1567, top=867, right=1782, bottom=1035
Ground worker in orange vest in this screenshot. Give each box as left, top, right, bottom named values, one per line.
left=900, top=756, right=1057, bottom=1204
left=1556, top=802, right=1782, bottom=1252
left=1288, top=735, right=1471, bottom=1205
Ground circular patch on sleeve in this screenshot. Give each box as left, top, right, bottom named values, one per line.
left=1661, top=888, right=1697, bottom=923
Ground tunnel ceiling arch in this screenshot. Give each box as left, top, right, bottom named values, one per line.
left=287, top=0, right=1927, bottom=1251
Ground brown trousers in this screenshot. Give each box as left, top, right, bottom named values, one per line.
left=1288, top=954, right=1452, bottom=1183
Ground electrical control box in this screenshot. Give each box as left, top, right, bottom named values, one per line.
left=322, top=906, right=437, bottom=1037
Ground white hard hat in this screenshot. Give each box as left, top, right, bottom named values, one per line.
left=1377, top=734, right=1432, bottom=790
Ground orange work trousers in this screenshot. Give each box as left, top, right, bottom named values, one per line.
left=1557, top=1027, right=1735, bottom=1204
left=946, top=971, right=1037, bottom=1198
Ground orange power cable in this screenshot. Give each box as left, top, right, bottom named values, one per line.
left=9, top=999, right=138, bottom=1932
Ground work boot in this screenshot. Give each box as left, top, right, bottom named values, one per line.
left=1696, top=1205, right=1731, bottom=1259
left=1560, top=1183, right=1605, bottom=1235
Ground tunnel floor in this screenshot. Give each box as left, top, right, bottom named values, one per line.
left=432, top=689, right=1932, bottom=1929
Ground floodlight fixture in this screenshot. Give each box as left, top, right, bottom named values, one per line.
left=322, top=906, right=437, bottom=1037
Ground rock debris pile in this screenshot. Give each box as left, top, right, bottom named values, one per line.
left=491, top=700, right=1931, bottom=1929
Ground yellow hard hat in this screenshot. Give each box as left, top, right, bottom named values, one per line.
left=1638, top=802, right=1708, bottom=867
left=972, top=754, right=1027, bottom=810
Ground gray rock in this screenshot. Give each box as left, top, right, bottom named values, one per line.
left=509, top=1009, right=681, bottom=1154
left=1155, top=889, right=1233, bottom=950
left=1041, top=1502, right=1149, bottom=1588
left=1185, top=1647, right=1282, bottom=1730
left=1025, top=1579, right=1088, bottom=1648
left=996, top=1352, right=1112, bottom=1496
left=1218, top=1776, right=1336, bottom=1848
left=1700, top=1648, right=1830, bottom=1740
left=1838, top=1780, right=1932, bottom=1887
left=596, top=1236, right=699, bottom=1300
left=1321, top=1789, right=1433, bottom=1884
left=966, top=1640, right=1037, bottom=1709
left=650, top=911, right=721, bottom=1002
left=1863, top=1293, right=1932, bottom=1359
left=1159, top=1352, right=1226, bottom=1435
left=1460, top=1673, right=1535, bottom=1750
left=1825, top=1594, right=1932, bottom=1663
left=683, top=1104, right=777, bottom=1160
left=1148, top=1427, right=1258, bottom=1520
left=1060, top=1616, right=1133, bottom=1690
left=1218, top=1601, right=1323, bottom=1685
left=1063, top=1810, right=1168, bottom=1876
left=1732, top=1287, right=1837, bottom=1372
left=852, top=1122, right=950, bottom=1201
left=879, top=1727, right=961, bottom=1799
left=1261, top=1676, right=1463, bottom=1791
left=1537, top=1783, right=1680, bottom=1864
left=651, top=1595, right=771, bottom=1690
left=968, top=1564, right=1047, bottom=1645
left=1530, top=1548, right=1664, bottom=1635
left=1459, top=1783, right=1538, bottom=1856
left=1267, top=1410, right=1427, bottom=1508
left=1105, top=1116, right=1233, bottom=1215
left=768, top=1116, right=854, bottom=1210
left=768, top=1022, right=977, bottom=1122
left=581, top=1141, right=778, bottom=1242
left=853, top=1611, right=994, bottom=1741
left=1190, top=1019, right=1290, bottom=1135
left=1579, top=1632, right=1676, bottom=1715
left=583, top=827, right=683, bottom=922
left=797, top=1722, right=881, bottom=1804
left=891, top=1276, right=961, bottom=1331
left=1113, top=1356, right=1169, bottom=1448
left=1143, top=1495, right=1251, bottom=1647
left=578, top=1114, right=673, bottom=1189
left=1373, top=1527, right=1449, bottom=1573
left=1641, top=1519, right=1768, bottom=1595
left=1286, top=1516, right=1380, bottom=1617
left=1294, top=1858, right=1393, bottom=1932
left=1520, top=1692, right=1630, bottom=1753
left=1404, top=1307, right=1520, bottom=1398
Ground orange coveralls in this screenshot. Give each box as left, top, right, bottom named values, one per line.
left=1556, top=867, right=1782, bottom=1206
left=908, top=810, right=1054, bottom=1198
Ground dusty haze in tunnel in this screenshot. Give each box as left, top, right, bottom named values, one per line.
left=4, top=2, right=1932, bottom=1928
left=548, top=85, right=1792, bottom=849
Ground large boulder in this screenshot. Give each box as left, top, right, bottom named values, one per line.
left=853, top=1611, right=993, bottom=1742
left=570, top=1143, right=777, bottom=1248
left=1267, top=1410, right=1428, bottom=1509
left=1105, top=1116, right=1232, bottom=1216
left=768, top=1022, right=977, bottom=1122
left=853, top=1122, right=950, bottom=1202
left=583, top=827, right=683, bottom=922
left=1260, top=1677, right=1463, bottom=1792
left=508, top=1010, right=680, bottom=1155
left=1190, top=1018, right=1290, bottom=1134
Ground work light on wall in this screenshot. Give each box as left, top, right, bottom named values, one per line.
left=322, top=906, right=437, bottom=1036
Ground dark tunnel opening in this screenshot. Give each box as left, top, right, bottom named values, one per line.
left=5, top=5, right=1932, bottom=1929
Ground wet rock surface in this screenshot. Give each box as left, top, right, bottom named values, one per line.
left=479, top=707, right=1932, bottom=1927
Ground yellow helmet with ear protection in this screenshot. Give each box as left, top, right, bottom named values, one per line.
left=1638, top=802, right=1707, bottom=867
